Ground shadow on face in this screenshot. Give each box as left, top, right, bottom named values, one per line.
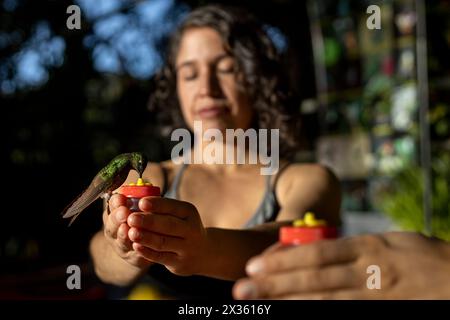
left=175, top=27, right=253, bottom=134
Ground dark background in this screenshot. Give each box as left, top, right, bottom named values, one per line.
left=0, top=0, right=316, bottom=299
left=1, top=0, right=449, bottom=299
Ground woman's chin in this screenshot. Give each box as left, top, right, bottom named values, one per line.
left=193, top=117, right=232, bottom=133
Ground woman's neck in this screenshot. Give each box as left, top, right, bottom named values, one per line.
left=190, top=139, right=261, bottom=174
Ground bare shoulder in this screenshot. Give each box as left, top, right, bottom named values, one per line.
left=277, top=163, right=339, bottom=192
left=275, top=163, right=341, bottom=225
left=146, top=159, right=184, bottom=190
left=144, top=160, right=182, bottom=190
left=118, top=161, right=170, bottom=190
left=276, top=163, right=340, bottom=203
left=112, top=161, right=170, bottom=193
left=160, top=159, right=177, bottom=172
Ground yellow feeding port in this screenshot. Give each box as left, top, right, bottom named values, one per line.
left=293, top=212, right=327, bottom=227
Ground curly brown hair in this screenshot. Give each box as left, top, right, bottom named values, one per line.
left=149, top=4, right=301, bottom=157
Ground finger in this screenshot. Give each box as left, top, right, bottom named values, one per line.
left=109, top=194, right=127, bottom=212
left=115, top=235, right=133, bottom=253
left=128, top=227, right=184, bottom=253
left=117, top=223, right=130, bottom=240
left=104, top=206, right=130, bottom=239
left=374, top=231, right=419, bottom=249
left=133, top=242, right=178, bottom=265
left=114, top=224, right=133, bottom=252
left=262, top=242, right=284, bottom=254
left=139, top=197, right=192, bottom=219
left=246, top=238, right=359, bottom=275
left=234, top=264, right=361, bottom=299
left=127, top=213, right=187, bottom=238
left=111, top=206, right=130, bottom=224
left=102, top=209, right=108, bottom=226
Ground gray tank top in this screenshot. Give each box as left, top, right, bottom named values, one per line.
left=144, top=163, right=290, bottom=300
left=163, top=163, right=283, bottom=228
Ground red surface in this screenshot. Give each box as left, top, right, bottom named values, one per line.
left=119, top=185, right=160, bottom=198
left=279, top=226, right=338, bottom=245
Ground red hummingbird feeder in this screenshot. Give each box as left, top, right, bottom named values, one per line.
left=118, top=178, right=160, bottom=212
left=279, top=212, right=338, bottom=245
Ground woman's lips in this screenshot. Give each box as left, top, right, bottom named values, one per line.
left=197, top=106, right=228, bottom=119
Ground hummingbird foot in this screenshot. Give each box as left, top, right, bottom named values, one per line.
left=101, top=192, right=112, bottom=214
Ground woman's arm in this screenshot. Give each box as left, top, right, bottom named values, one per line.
left=199, top=165, right=341, bottom=280
left=275, top=164, right=342, bottom=226
left=200, top=224, right=287, bottom=280
left=126, top=164, right=341, bottom=281
left=90, top=229, right=150, bottom=286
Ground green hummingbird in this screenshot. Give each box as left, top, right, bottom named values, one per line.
left=61, top=152, right=148, bottom=226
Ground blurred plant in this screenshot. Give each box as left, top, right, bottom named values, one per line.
left=429, top=103, right=450, bottom=138
left=377, top=152, right=450, bottom=241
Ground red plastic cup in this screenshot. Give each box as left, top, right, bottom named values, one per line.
left=119, top=184, right=160, bottom=212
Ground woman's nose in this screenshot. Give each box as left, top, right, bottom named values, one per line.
left=198, top=70, right=221, bottom=97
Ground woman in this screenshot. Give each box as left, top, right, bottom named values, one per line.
left=89, top=5, right=341, bottom=299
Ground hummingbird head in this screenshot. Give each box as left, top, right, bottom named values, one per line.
left=131, top=152, right=147, bottom=177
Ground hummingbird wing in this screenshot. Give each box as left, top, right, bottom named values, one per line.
left=61, top=175, right=112, bottom=226
left=61, top=154, right=134, bottom=226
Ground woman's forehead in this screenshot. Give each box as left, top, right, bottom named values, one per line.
left=176, top=27, right=228, bottom=65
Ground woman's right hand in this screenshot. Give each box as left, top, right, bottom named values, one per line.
left=103, top=194, right=153, bottom=269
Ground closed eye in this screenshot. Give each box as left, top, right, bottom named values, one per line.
left=176, top=62, right=198, bottom=81
left=183, top=72, right=197, bottom=81
left=217, top=66, right=234, bottom=74
left=217, top=56, right=235, bottom=74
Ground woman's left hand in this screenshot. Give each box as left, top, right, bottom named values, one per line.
left=232, top=232, right=450, bottom=299
left=126, top=196, right=210, bottom=276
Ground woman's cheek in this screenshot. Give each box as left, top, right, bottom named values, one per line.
left=178, top=87, right=196, bottom=123
left=177, top=82, right=189, bottom=108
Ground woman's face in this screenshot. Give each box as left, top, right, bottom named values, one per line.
left=175, top=27, right=253, bottom=133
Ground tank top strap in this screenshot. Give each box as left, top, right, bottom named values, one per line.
left=242, top=161, right=293, bottom=228
left=270, top=161, right=293, bottom=193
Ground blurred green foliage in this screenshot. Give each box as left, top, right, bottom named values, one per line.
left=378, top=152, right=450, bottom=241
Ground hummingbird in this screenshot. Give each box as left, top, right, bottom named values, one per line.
left=61, top=152, right=148, bottom=226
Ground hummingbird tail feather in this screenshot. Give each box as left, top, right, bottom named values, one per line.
left=61, top=184, right=104, bottom=223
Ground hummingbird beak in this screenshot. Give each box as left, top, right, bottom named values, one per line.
left=138, top=162, right=144, bottom=178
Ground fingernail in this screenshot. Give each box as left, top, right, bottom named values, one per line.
left=118, top=226, right=127, bottom=239
left=139, top=198, right=152, bottom=211
left=116, top=208, right=127, bottom=222
left=246, top=259, right=265, bottom=275
left=236, top=282, right=257, bottom=299
left=129, top=228, right=141, bottom=241
left=129, top=214, right=143, bottom=227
